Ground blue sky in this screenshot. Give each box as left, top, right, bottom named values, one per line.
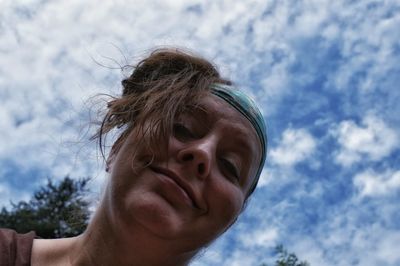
left=1, top=0, right=399, bottom=265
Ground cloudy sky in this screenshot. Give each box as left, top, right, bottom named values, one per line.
left=1, top=0, right=399, bottom=265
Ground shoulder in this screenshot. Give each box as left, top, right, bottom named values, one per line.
left=0, top=228, right=36, bottom=266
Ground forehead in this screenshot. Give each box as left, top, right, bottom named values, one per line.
left=196, top=94, right=262, bottom=183
left=198, top=95, right=255, bottom=130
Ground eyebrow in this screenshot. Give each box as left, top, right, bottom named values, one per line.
left=230, top=128, right=254, bottom=154
left=200, top=105, right=258, bottom=157
left=228, top=121, right=257, bottom=149
left=190, top=103, right=259, bottom=162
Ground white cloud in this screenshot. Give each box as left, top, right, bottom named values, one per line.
left=294, top=226, right=400, bottom=266
left=346, top=225, right=400, bottom=266
left=0, top=182, right=31, bottom=208
left=270, top=128, right=317, bottom=166
left=257, top=168, right=270, bottom=187
left=240, top=226, right=278, bottom=248
left=376, top=232, right=400, bottom=265
left=334, top=114, right=398, bottom=166
left=354, top=168, right=400, bottom=198
left=324, top=0, right=400, bottom=94
left=0, top=1, right=399, bottom=266
left=289, top=202, right=400, bottom=266
left=291, top=238, right=327, bottom=266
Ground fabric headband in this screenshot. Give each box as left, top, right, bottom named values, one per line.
left=210, top=83, right=267, bottom=195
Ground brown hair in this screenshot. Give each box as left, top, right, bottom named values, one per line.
left=93, top=48, right=231, bottom=168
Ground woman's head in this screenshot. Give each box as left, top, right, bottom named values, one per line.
left=94, top=48, right=267, bottom=254
left=96, top=49, right=231, bottom=170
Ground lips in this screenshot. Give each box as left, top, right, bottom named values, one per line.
left=149, top=165, right=203, bottom=210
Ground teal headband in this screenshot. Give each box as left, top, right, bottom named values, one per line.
left=210, top=83, right=267, bottom=195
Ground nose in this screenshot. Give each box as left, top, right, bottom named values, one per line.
left=177, top=137, right=215, bottom=180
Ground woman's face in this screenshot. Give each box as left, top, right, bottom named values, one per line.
left=108, top=94, right=262, bottom=252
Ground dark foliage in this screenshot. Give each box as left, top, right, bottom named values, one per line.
left=0, top=176, right=90, bottom=238
left=261, top=244, right=310, bottom=266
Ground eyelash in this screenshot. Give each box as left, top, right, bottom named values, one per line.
left=173, top=123, right=196, bottom=141
left=220, top=158, right=240, bottom=181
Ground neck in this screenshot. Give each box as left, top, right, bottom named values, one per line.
left=32, top=202, right=196, bottom=266
left=76, top=209, right=196, bottom=266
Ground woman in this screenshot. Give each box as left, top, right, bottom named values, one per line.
left=2, top=48, right=267, bottom=265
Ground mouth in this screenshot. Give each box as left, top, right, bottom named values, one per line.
left=149, top=165, right=202, bottom=210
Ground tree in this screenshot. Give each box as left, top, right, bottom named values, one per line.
left=261, top=244, right=310, bottom=266
left=0, top=176, right=90, bottom=238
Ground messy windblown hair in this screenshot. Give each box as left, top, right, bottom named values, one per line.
left=93, top=48, right=231, bottom=168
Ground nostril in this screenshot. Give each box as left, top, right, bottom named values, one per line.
left=198, top=163, right=205, bottom=175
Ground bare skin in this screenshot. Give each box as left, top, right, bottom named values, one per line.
left=31, top=206, right=195, bottom=266
left=31, top=95, right=262, bottom=266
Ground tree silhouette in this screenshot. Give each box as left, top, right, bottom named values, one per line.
left=0, top=176, right=90, bottom=238
left=261, top=244, right=310, bottom=266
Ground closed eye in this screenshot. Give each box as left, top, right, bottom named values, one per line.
left=220, top=158, right=240, bottom=182
left=173, top=123, right=196, bottom=141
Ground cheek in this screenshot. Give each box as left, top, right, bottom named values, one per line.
left=207, top=182, right=244, bottom=229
